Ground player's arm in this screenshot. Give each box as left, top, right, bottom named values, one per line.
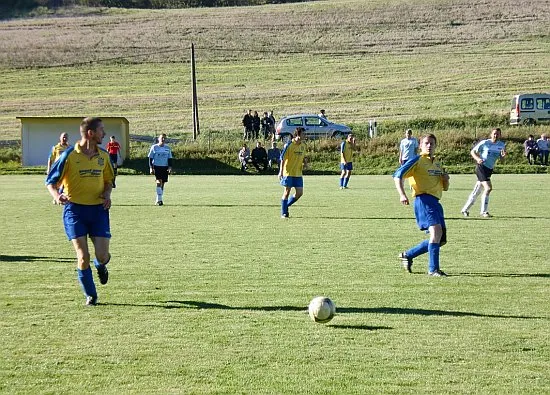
left=393, top=156, right=419, bottom=205
left=470, top=144, right=483, bottom=165
left=393, top=177, right=409, bottom=205
left=168, top=157, right=173, bottom=174
left=441, top=171, right=450, bottom=191
left=149, top=157, right=155, bottom=174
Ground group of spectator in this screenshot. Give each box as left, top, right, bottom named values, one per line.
left=524, top=133, right=549, bottom=166
left=238, top=141, right=281, bottom=173
left=242, top=109, right=276, bottom=140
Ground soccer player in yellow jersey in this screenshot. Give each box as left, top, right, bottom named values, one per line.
left=45, top=117, right=115, bottom=306
left=339, top=133, right=355, bottom=189
left=46, top=132, right=70, bottom=174
left=393, top=134, right=450, bottom=277
left=278, top=127, right=307, bottom=218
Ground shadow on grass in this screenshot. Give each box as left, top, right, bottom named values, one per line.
left=102, top=300, right=547, bottom=320
left=330, top=325, right=393, bottom=331
left=0, top=254, right=73, bottom=263
left=455, top=272, right=550, bottom=278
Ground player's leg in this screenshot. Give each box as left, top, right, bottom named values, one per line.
left=71, top=236, right=98, bottom=304
left=91, top=236, right=110, bottom=285
left=427, top=223, right=445, bottom=276
left=288, top=186, right=303, bottom=207
left=343, top=168, right=352, bottom=188
left=281, top=185, right=292, bottom=217
left=479, top=180, right=492, bottom=216
left=461, top=181, right=482, bottom=216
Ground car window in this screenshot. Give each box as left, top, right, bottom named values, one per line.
left=305, top=116, right=324, bottom=126
left=536, top=98, right=550, bottom=110
left=521, top=98, right=534, bottom=110
left=286, top=117, right=303, bottom=127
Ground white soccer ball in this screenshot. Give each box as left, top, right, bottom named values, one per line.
left=308, top=296, right=336, bottom=323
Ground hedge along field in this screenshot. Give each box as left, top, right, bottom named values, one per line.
left=1, top=0, right=550, bottom=140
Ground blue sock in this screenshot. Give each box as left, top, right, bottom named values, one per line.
left=340, top=178, right=344, bottom=187
left=281, top=199, right=289, bottom=216
left=77, top=267, right=97, bottom=298
left=405, top=240, right=429, bottom=259
left=428, top=243, right=441, bottom=273
left=287, top=195, right=297, bottom=207
left=343, top=177, right=350, bottom=187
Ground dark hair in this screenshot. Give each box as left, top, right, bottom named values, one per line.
left=528, top=134, right=534, bottom=138
left=80, top=117, right=102, bottom=135
left=294, top=127, right=305, bottom=138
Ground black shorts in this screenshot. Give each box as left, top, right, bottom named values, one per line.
left=475, top=164, right=493, bottom=182
left=109, top=153, right=118, bottom=164
left=154, top=166, right=169, bottom=183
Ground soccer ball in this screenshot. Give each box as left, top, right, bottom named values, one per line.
left=308, top=296, right=336, bottom=323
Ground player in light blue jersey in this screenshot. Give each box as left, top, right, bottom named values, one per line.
left=148, top=133, right=173, bottom=206
left=461, top=128, right=506, bottom=218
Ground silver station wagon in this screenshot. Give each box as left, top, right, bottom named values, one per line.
left=274, top=114, right=352, bottom=140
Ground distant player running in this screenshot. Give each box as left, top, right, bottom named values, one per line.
left=339, top=133, right=355, bottom=189
left=461, top=128, right=506, bottom=218
left=394, top=133, right=450, bottom=277
left=148, top=133, right=173, bottom=206
left=46, top=132, right=71, bottom=204
left=279, top=127, right=307, bottom=218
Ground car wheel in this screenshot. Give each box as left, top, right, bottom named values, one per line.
left=331, top=131, right=343, bottom=139
left=523, top=118, right=535, bottom=126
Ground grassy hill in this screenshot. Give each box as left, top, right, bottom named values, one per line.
left=0, top=0, right=549, bottom=172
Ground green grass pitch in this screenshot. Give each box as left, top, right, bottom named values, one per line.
left=0, top=174, right=548, bottom=393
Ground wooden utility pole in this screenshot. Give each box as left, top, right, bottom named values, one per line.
left=191, top=43, right=200, bottom=140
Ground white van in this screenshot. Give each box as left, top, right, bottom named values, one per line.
left=510, top=93, right=550, bottom=125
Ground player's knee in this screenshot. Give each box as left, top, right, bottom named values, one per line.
left=95, top=251, right=110, bottom=264
left=440, top=228, right=447, bottom=246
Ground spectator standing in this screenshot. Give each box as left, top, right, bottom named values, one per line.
left=261, top=112, right=272, bottom=140
left=242, top=109, right=253, bottom=140
left=252, top=111, right=261, bottom=140
left=399, top=129, right=419, bottom=165
left=279, top=127, right=307, bottom=218
left=268, top=111, right=276, bottom=137
left=393, top=133, right=450, bottom=277
left=45, top=117, right=114, bottom=306
left=461, top=128, right=506, bottom=218
left=524, top=135, right=539, bottom=165
left=148, top=133, right=173, bottom=206
left=318, top=109, right=327, bottom=119
left=267, top=141, right=281, bottom=170
left=536, top=134, right=549, bottom=166
left=251, top=141, right=268, bottom=172
left=106, top=135, right=121, bottom=188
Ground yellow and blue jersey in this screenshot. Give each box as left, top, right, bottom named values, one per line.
left=49, top=143, right=70, bottom=163
left=45, top=144, right=114, bottom=205
left=340, top=141, right=353, bottom=164
left=393, top=153, right=445, bottom=199
left=280, top=140, right=306, bottom=177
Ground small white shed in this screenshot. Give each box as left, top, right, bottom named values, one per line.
left=17, top=116, right=129, bottom=166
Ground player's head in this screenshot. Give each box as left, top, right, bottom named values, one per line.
left=419, top=133, right=437, bottom=156
left=346, top=133, right=354, bottom=142
left=293, top=127, right=304, bottom=142
left=490, top=128, right=501, bottom=142
left=80, top=117, right=104, bottom=143
left=158, top=133, right=167, bottom=145
left=59, top=132, right=69, bottom=144
left=256, top=141, right=262, bottom=147
left=405, top=128, right=412, bottom=138
left=110, top=136, right=116, bottom=141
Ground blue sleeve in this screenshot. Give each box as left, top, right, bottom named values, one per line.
left=340, top=141, right=345, bottom=153
left=393, top=155, right=420, bottom=179
left=45, top=146, right=73, bottom=185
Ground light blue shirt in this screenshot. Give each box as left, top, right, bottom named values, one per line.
left=473, top=139, right=505, bottom=170
left=148, top=144, right=173, bottom=167
left=399, top=137, right=419, bottom=162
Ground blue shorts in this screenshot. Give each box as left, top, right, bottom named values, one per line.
left=280, top=176, right=303, bottom=188
left=340, top=162, right=353, bottom=171
left=63, top=203, right=111, bottom=240
left=414, top=194, right=446, bottom=231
